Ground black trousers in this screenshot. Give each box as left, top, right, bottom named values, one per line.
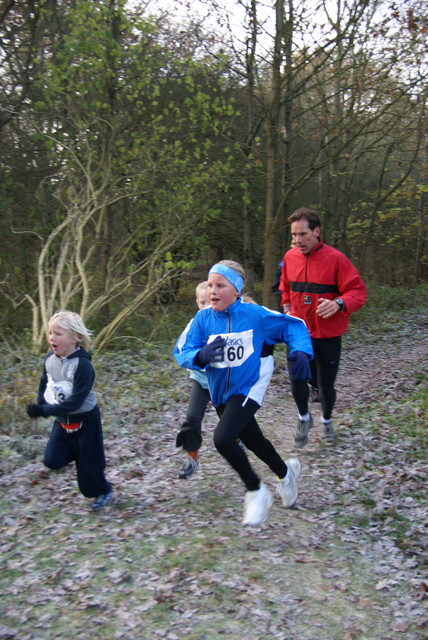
left=176, top=379, right=211, bottom=452
left=43, top=406, right=111, bottom=498
left=214, top=395, right=287, bottom=491
left=290, top=336, right=342, bottom=420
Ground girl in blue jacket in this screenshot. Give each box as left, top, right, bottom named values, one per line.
left=174, top=260, right=313, bottom=526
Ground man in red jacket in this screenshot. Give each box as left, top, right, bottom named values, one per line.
left=280, top=207, right=367, bottom=447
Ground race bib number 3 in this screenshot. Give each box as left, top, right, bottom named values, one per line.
left=209, top=330, right=254, bottom=368
left=44, top=379, right=73, bottom=404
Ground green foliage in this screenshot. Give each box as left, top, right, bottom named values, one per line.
left=1, top=0, right=427, bottom=349
left=346, top=177, right=427, bottom=286
left=396, top=375, right=428, bottom=457
left=1, top=0, right=238, bottom=347
left=345, top=282, right=428, bottom=343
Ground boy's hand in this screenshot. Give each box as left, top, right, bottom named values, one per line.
left=27, top=403, right=44, bottom=418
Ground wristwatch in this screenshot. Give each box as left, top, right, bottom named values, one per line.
left=335, top=297, right=344, bottom=311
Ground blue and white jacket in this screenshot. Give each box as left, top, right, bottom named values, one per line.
left=174, top=297, right=313, bottom=408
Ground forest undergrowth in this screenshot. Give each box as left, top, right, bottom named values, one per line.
left=0, top=287, right=427, bottom=640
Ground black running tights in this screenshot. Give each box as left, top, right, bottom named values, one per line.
left=213, top=395, right=287, bottom=491
left=290, top=336, right=342, bottom=420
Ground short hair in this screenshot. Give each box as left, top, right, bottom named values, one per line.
left=288, top=207, right=321, bottom=230
left=195, top=281, right=208, bottom=297
left=217, top=259, right=246, bottom=282
left=48, top=310, right=93, bottom=351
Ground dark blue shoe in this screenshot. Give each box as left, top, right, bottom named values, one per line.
left=91, top=488, right=114, bottom=509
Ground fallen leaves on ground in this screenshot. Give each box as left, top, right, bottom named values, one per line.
left=0, top=319, right=427, bottom=639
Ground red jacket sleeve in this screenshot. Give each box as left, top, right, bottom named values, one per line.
left=336, top=253, right=367, bottom=315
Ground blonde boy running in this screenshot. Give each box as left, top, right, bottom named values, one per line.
left=27, top=311, right=113, bottom=509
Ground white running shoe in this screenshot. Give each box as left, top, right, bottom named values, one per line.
left=276, top=458, right=301, bottom=507
left=242, top=482, right=273, bottom=526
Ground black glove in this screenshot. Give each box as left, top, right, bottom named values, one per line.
left=27, top=403, right=45, bottom=418
left=288, top=351, right=311, bottom=381
left=195, top=336, right=226, bottom=368
left=176, top=429, right=203, bottom=451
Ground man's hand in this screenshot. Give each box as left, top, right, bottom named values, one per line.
left=26, top=403, right=44, bottom=418
left=317, top=297, right=341, bottom=319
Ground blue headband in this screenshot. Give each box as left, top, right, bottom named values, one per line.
left=209, top=264, right=244, bottom=293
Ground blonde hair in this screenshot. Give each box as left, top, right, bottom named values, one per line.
left=217, top=260, right=246, bottom=282
left=195, top=281, right=208, bottom=297
left=48, top=310, right=93, bottom=351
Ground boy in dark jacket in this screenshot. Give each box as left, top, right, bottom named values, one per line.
left=27, top=310, right=113, bottom=509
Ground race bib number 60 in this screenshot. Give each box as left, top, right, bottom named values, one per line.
left=209, top=330, right=254, bottom=369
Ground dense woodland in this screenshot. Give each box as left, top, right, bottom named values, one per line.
left=1, top=0, right=427, bottom=353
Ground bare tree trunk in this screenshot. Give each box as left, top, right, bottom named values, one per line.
left=414, top=129, right=427, bottom=285
left=262, top=0, right=284, bottom=307
left=100, top=203, right=114, bottom=323
left=280, top=0, right=294, bottom=242
left=242, top=0, right=258, bottom=293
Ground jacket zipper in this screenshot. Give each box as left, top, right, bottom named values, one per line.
left=224, top=311, right=232, bottom=402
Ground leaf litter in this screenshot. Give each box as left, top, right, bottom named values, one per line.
left=0, top=316, right=427, bottom=640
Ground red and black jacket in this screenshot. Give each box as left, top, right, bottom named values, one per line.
left=279, top=241, right=367, bottom=339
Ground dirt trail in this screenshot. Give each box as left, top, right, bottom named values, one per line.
left=0, top=333, right=427, bottom=639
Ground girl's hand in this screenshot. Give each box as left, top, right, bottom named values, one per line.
left=287, top=351, right=311, bottom=381
left=195, top=336, right=226, bottom=368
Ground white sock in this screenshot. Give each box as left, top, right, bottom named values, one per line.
left=320, top=417, right=332, bottom=424
left=298, top=412, right=311, bottom=421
